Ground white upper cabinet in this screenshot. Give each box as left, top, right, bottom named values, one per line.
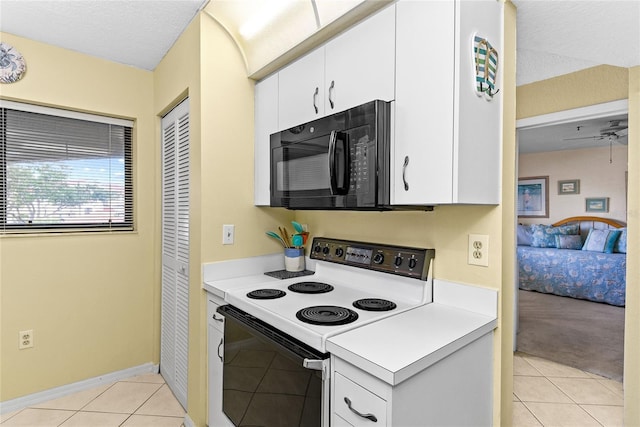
left=277, top=4, right=395, bottom=131
left=277, top=49, right=325, bottom=131
left=324, top=5, right=395, bottom=115
left=392, top=0, right=503, bottom=206
left=254, top=74, right=279, bottom=206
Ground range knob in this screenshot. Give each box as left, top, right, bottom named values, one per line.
left=314, top=245, right=322, bottom=253
left=322, top=246, right=330, bottom=255
left=335, top=248, right=344, bottom=257
left=408, top=258, right=418, bottom=269
left=372, top=253, right=384, bottom=264
left=394, top=256, right=403, bottom=267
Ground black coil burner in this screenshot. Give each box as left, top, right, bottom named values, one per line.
left=296, top=306, right=359, bottom=325
left=353, top=298, right=397, bottom=311
left=288, top=282, right=334, bottom=294
left=246, top=289, right=286, bottom=300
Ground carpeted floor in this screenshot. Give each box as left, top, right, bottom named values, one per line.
left=516, top=289, right=625, bottom=382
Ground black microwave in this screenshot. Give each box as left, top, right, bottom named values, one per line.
left=270, top=100, right=391, bottom=210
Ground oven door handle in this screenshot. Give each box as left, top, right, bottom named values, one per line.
left=303, top=358, right=329, bottom=380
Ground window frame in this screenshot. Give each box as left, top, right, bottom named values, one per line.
left=0, top=100, right=134, bottom=234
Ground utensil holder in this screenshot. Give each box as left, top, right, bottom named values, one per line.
left=284, top=248, right=305, bottom=272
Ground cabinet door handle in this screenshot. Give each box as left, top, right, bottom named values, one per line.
left=402, top=155, right=410, bottom=191
left=217, top=338, right=223, bottom=363
left=328, top=80, right=335, bottom=109
left=212, top=313, right=223, bottom=323
left=313, top=87, right=319, bottom=114
left=344, top=397, right=377, bottom=422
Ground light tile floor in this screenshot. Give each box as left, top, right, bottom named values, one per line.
left=513, top=352, right=624, bottom=427
left=0, top=355, right=625, bottom=427
left=0, top=373, right=185, bottom=427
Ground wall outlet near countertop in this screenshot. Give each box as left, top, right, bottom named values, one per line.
left=19, top=329, right=34, bottom=349
left=468, top=234, right=489, bottom=267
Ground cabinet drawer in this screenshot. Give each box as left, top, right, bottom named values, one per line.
left=334, top=372, right=387, bottom=426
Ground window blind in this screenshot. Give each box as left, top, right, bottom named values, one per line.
left=0, top=105, right=133, bottom=232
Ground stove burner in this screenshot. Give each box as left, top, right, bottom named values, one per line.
left=353, top=298, right=397, bottom=311
left=246, top=289, right=286, bottom=300
left=288, top=281, right=334, bottom=294
left=296, top=306, right=359, bottom=326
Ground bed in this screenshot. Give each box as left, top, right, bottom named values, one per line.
left=517, top=216, right=627, bottom=306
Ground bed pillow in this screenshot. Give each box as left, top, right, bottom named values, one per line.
left=517, top=224, right=533, bottom=246
left=530, top=224, right=580, bottom=248
left=614, top=228, right=627, bottom=253
left=582, top=229, right=622, bottom=253
left=555, top=234, right=583, bottom=250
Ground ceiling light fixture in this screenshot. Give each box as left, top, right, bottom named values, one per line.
left=239, top=0, right=299, bottom=39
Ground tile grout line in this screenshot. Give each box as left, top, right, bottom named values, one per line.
left=515, top=354, right=621, bottom=427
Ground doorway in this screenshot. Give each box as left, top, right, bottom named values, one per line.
left=514, top=99, right=628, bottom=381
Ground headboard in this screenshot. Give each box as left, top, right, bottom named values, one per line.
left=552, top=216, right=626, bottom=239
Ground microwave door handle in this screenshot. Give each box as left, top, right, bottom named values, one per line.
left=328, top=131, right=349, bottom=195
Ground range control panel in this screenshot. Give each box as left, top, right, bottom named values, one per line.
left=310, top=237, right=435, bottom=280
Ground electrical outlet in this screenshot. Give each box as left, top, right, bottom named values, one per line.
left=468, top=234, right=489, bottom=267
left=19, top=329, right=34, bottom=349
left=222, top=224, right=235, bottom=245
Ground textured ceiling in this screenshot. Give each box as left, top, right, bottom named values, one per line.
left=1, top=1, right=639, bottom=82
left=519, top=113, right=629, bottom=154
left=513, top=0, right=640, bottom=86
left=0, top=0, right=208, bottom=71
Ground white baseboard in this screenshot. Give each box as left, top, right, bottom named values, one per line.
left=183, top=413, right=196, bottom=427
left=0, top=363, right=159, bottom=415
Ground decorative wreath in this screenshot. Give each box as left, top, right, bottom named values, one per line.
left=0, top=42, right=27, bottom=84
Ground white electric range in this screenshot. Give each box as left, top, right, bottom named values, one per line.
left=222, top=238, right=435, bottom=352
left=214, top=237, right=435, bottom=427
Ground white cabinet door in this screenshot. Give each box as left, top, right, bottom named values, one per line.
left=393, top=0, right=456, bottom=205
left=453, top=0, right=502, bottom=204
left=278, top=49, right=325, bottom=131
left=392, top=0, right=502, bottom=206
left=254, top=74, right=278, bottom=206
left=324, top=5, right=395, bottom=114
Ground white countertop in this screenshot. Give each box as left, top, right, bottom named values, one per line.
left=326, top=302, right=496, bottom=386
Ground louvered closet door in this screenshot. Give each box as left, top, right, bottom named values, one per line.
left=161, top=98, right=190, bottom=409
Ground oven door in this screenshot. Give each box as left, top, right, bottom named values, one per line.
left=270, top=100, right=390, bottom=210
left=217, top=305, right=330, bottom=427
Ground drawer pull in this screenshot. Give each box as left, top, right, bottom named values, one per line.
left=344, top=397, right=377, bottom=422
left=212, top=313, right=223, bottom=322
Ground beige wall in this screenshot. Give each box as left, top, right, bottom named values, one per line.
left=519, top=146, right=628, bottom=224
left=517, top=65, right=629, bottom=119
left=516, top=65, right=639, bottom=426
left=153, top=14, right=293, bottom=425
left=624, top=65, right=639, bottom=426
left=0, top=33, right=157, bottom=400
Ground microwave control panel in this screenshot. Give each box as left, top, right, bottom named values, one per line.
left=310, top=237, right=435, bottom=280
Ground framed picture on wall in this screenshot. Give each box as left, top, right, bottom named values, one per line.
left=558, top=179, right=580, bottom=195
left=518, top=176, right=549, bottom=218
left=586, top=197, right=609, bottom=213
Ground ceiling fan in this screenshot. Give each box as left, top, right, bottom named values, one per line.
left=563, top=120, right=629, bottom=144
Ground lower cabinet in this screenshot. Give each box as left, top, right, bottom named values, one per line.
left=331, top=333, right=494, bottom=426
left=207, top=297, right=231, bottom=427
